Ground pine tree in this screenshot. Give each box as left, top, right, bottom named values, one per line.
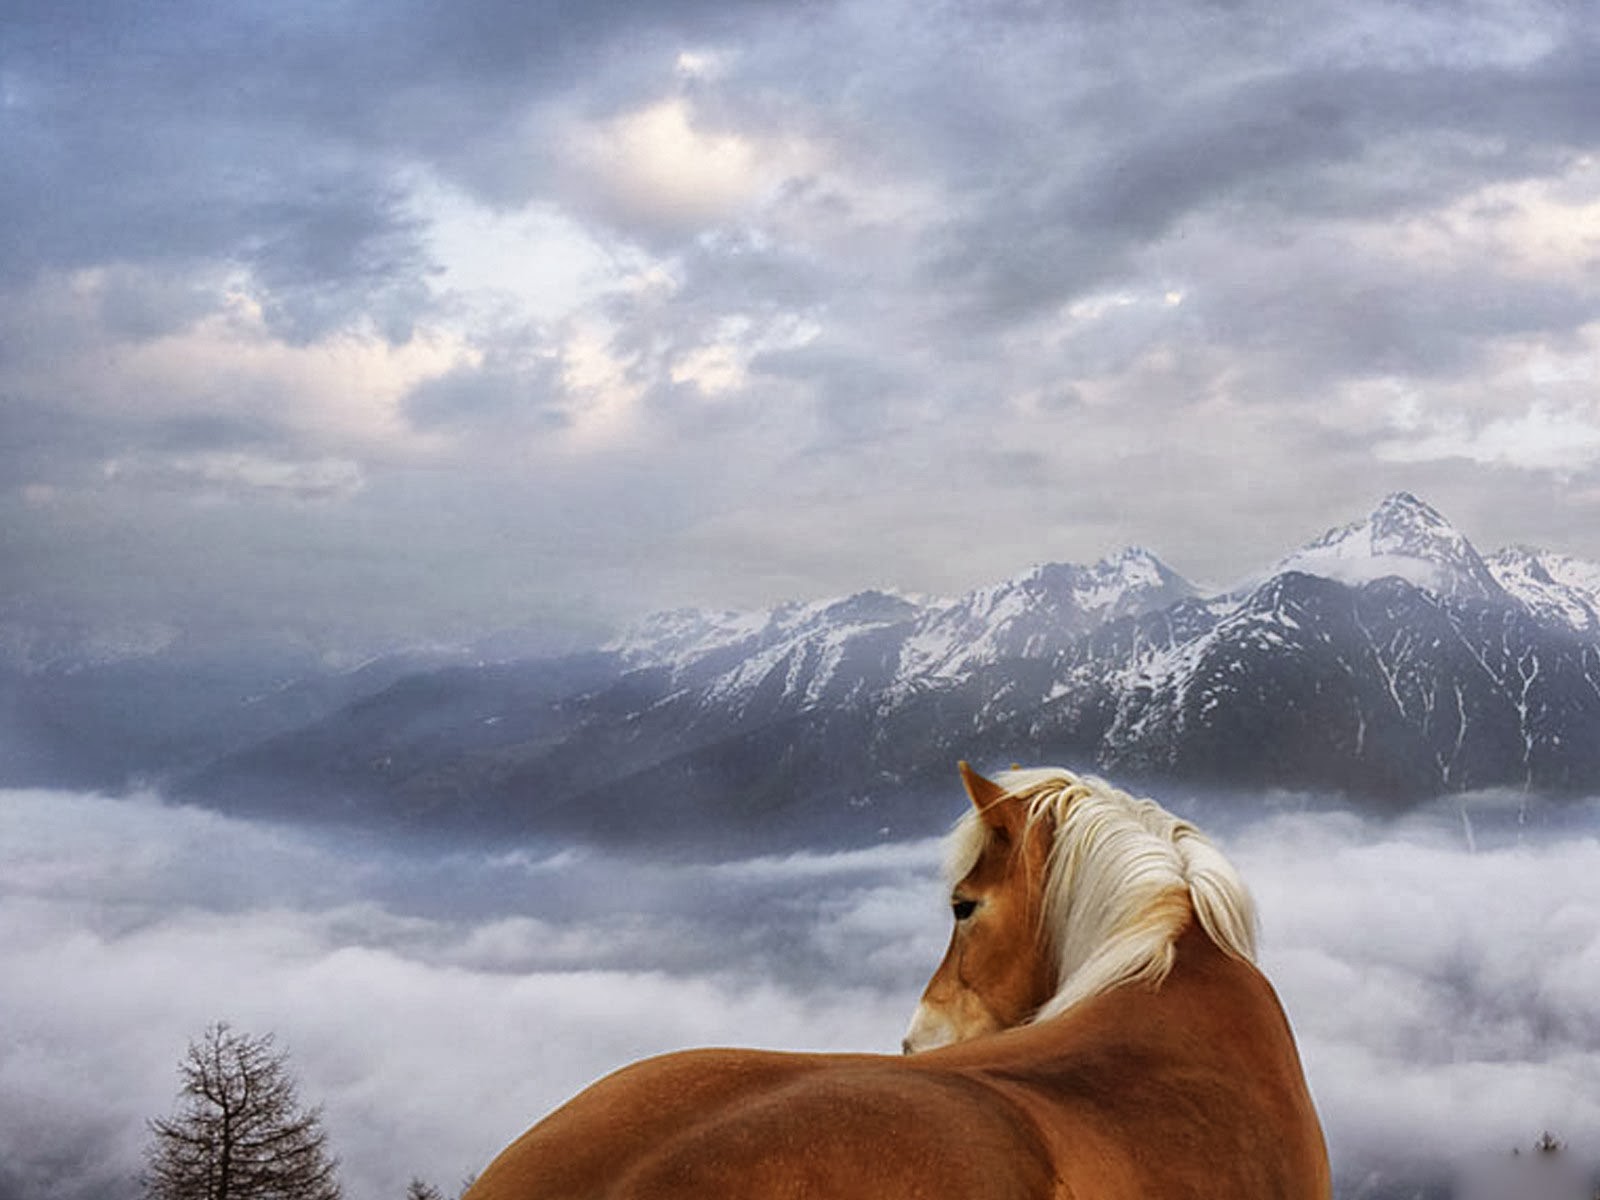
left=144, top=1023, right=341, bottom=1200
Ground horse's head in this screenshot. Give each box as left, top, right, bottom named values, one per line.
left=902, top=762, right=1058, bottom=1054
left=902, top=762, right=1258, bottom=1055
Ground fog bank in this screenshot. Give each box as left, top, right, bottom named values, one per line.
left=3, top=789, right=1597, bottom=1198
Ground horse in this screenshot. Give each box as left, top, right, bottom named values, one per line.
left=464, top=763, right=1331, bottom=1199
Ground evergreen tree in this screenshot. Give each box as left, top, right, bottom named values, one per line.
left=144, top=1023, right=341, bottom=1200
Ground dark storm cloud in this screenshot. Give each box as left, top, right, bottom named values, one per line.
left=1, top=0, right=819, bottom=278
left=0, top=0, right=733, bottom=382
left=924, top=25, right=1600, bottom=325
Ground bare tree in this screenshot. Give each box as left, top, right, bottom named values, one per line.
left=144, top=1023, right=341, bottom=1200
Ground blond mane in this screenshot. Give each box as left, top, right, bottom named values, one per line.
left=946, top=767, right=1257, bottom=1020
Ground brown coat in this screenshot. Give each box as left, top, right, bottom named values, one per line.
left=465, top=924, right=1330, bottom=1200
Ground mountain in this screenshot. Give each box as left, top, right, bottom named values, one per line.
left=20, top=493, right=1600, bottom=849
left=891, top=548, right=1195, bottom=691
left=0, top=632, right=476, bottom=790
left=1269, top=491, right=1506, bottom=601
left=182, top=550, right=1199, bottom=845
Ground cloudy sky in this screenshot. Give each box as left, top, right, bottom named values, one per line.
left=3, top=786, right=1598, bottom=1199
left=6, top=0, right=1600, bottom=651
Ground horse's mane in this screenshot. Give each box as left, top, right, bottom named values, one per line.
left=946, top=767, right=1258, bottom=1021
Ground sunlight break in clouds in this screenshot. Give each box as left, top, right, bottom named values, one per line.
left=1368, top=161, right=1600, bottom=282
left=566, top=96, right=813, bottom=235
left=419, top=178, right=622, bottom=323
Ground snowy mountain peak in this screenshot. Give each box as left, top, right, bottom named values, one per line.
left=1083, top=546, right=1195, bottom=613
left=1368, top=491, right=1462, bottom=551
left=773, top=589, right=924, bottom=632
left=1007, top=547, right=1193, bottom=611
left=888, top=548, right=1194, bottom=690
left=1486, top=545, right=1600, bottom=633
left=1274, top=493, right=1503, bottom=601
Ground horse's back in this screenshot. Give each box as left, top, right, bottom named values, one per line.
left=466, top=929, right=1325, bottom=1200
left=466, top=1046, right=1061, bottom=1200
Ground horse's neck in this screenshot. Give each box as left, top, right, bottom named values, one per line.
left=955, top=922, right=1291, bottom=1077
left=958, top=924, right=1331, bottom=1200
left=1073, top=921, right=1286, bottom=1043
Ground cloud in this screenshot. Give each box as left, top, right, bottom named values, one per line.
left=5, top=787, right=1600, bottom=1199
left=1233, top=804, right=1600, bottom=1178
left=0, top=790, right=939, bottom=1200
left=562, top=98, right=777, bottom=236
left=101, top=451, right=368, bottom=502
left=10, top=0, right=1600, bottom=647
left=1380, top=397, right=1600, bottom=476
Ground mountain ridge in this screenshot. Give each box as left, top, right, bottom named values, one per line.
left=166, top=494, right=1600, bottom=847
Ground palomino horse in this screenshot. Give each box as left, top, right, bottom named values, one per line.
left=466, top=764, right=1330, bottom=1199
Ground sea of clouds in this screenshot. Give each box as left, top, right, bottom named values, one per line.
left=3, top=787, right=1598, bottom=1199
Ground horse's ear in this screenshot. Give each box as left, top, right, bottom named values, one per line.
left=958, top=761, right=1017, bottom=835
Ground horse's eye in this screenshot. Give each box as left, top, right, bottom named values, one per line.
left=952, top=898, right=978, bottom=921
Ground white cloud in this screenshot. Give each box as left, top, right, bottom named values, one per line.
left=1234, top=809, right=1600, bottom=1174
left=561, top=96, right=820, bottom=238
left=1364, top=161, right=1600, bottom=282
left=675, top=49, right=729, bottom=83
left=1378, top=399, right=1600, bottom=476
left=1, top=269, right=476, bottom=485
left=415, top=175, right=625, bottom=323
left=0, top=791, right=928, bottom=1200
left=575, top=98, right=760, bottom=226
left=5, top=790, right=1600, bottom=1199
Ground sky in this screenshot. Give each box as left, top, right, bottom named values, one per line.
left=6, top=0, right=1600, bottom=654
left=3, top=785, right=1598, bottom=1199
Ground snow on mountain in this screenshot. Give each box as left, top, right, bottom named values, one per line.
left=1271, top=491, right=1504, bottom=602
left=608, top=591, right=931, bottom=681
left=607, top=607, right=774, bottom=671
left=1486, top=546, right=1600, bottom=634
left=1100, top=573, right=1318, bottom=754
left=178, top=491, right=1600, bottom=839
left=609, top=550, right=1194, bottom=712
left=894, top=548, right=1196, bottom=688
left=695, top=591, right=926, bottom=710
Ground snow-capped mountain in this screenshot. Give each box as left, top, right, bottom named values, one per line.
left=894, top=549, right=1195, bottom=690
left=1270, top=491, right=1505, bottom=601
left=161, top=493, right=1600, bottom=846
